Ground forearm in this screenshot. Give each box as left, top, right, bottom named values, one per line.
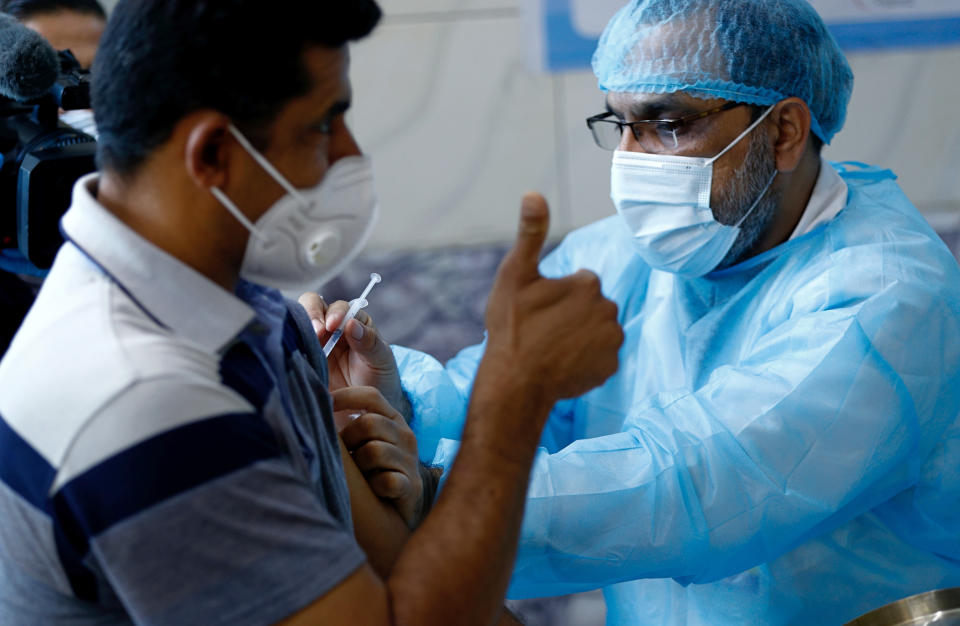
left=385, top=362, right=552, bottom=625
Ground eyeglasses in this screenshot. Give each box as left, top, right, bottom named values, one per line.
left=586, top=101, right=744, bottom=153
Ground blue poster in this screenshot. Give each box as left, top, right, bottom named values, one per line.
left=525, top=0, right=960, bottom=72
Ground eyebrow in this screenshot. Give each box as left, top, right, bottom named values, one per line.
left=326, top=99, right=351, bottom=118
left=605, top=94, right=698, bottom=121
left=311, top=98, right=352, bottom=130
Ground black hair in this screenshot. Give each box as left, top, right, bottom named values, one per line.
left=91, top=0, right=381, bottom=177
left=0, top=0, right=105, bottom=20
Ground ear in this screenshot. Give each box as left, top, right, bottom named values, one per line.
left=182, top=112, right=233, bottom=190
left=770, top=97, right=812, bottom=174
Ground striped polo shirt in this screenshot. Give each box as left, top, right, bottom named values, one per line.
left=0, top=175, right=365, bottom=624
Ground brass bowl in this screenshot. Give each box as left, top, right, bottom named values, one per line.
left=846, top=588, right=960, bottom=626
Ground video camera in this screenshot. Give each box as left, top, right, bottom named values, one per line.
left=0, top=13, right=97, bottom=274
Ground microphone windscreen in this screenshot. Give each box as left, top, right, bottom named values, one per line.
left=0, top=13, right=59, bottom=102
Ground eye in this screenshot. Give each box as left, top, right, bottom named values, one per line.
left=654, top=122, right=679, bottom=142
left=312, top=113, right=341, bottom=136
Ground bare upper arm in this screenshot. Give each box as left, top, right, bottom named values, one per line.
left=275, top=563, right=390, bottom=626
left=338, top=436, right=411, bottom=577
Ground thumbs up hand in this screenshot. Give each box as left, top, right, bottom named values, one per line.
left=482, top=193, right=623, bottom=407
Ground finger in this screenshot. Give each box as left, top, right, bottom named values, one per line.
left=557, top=269, right=604, bottom=301
left=297, top=292, right=327, bottom=338
left=328, top=306, right=373, bottom=333
left=498, top=192, right=550, bottom=284
left=323, top=300, right=354, bottom=333
left=342, top=316, right=393, bottom=363
left=508, top=270, right=602, bottom=315
left=332, top=408, right=364, bottom=431
left=332, top=386, right=403, bottom=421
left=366, top=471, right=412, bottom=501
left=352, top=441, right=410, bottom=475
left=340, top=412, right=400, bottom=449
left=352, top=308, right=372, bottom=327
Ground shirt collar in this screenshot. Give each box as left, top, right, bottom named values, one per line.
left=788, top=157, right=849, bottom=240
left=61, top=173, right=256, bottom=353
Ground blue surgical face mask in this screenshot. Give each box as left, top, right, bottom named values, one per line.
left=611, top=105, right=776, bottom=277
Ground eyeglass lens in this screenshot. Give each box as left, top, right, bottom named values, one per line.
left=589, top=119, right=681, bottom=152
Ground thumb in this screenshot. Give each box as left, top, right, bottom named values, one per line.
left=501, top=192, right=550, bottom=282
left=341, top=315, right=398, bottom=372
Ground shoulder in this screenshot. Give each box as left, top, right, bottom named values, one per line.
left=1, top=246, right=262, bottom=479
left=831, top=162, right=939, bottom=242
left=828, top=165, right=957, bottom=286
left=766, top=169, right=960, bottom=321
left=52, top=373, right=264, bottom=490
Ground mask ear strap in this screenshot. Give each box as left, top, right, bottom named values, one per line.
left=734, top=170, right=778, bottom=228
left=226, top=124, right=307, bottom=203
left=211, top=186, right=269, bottom=241
left=705, top=104, right=776, bottom=166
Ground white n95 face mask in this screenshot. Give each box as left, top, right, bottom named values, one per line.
left=211, top=124, right=379, bottom=294
left=611, top=105, right=775, bottom=277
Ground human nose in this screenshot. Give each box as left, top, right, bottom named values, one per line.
left=617, top=124, right=643, bottom=153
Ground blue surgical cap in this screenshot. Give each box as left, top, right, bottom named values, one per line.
left=592, top=0, right=854, bottom=143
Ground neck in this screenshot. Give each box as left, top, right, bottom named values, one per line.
left=97, top=172, right=244, bottom=293
left=753, top=150, right=821, bottom=256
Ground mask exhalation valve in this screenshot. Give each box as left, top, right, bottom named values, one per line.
left=305, top=229, right=342, bottom=268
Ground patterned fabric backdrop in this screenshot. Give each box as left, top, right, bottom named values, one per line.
left=322, top=243, right=516, bottom=362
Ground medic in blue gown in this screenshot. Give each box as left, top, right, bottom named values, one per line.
left=323, top=0, right=960, bottom=623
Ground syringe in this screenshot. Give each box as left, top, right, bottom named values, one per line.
left=322, top=272, right=382, bottom=357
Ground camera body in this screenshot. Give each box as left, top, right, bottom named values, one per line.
left=0, top=50, right=96, bottom=272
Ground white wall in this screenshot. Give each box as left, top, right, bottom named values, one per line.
left=827, top=47, right=960, bottom=226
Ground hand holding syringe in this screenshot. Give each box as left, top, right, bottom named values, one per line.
left=322, top=272, right=382, bottom=357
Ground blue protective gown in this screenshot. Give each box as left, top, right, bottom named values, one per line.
left=395, top=163, right=960, bottom=625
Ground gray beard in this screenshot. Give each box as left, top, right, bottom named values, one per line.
left=712, top=129, right=781, bottom=271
